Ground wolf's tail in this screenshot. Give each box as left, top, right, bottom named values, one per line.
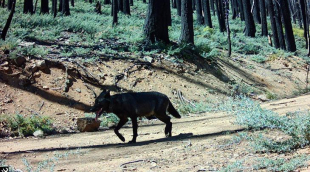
left=168, top=101, right=181, bottom=118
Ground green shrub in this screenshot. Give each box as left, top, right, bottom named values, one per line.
left=0, top=114, right=55, bottom=137
left=254, top=155, right=310, bottom=172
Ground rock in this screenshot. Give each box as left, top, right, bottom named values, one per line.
left=33, top=130, right=44, bottom=137
left=143, top=56, right=154, bottom=63
left=75, top=88, right=81, bottom=93
left=0, top=61, right=9, bottom=66
left=13, top=56, right=26, bottom=67
left=36, top=60, right=47, bottom=70
left=257, top=94, right=270, bottom=102
left=77, top=118, right=101, bottom=132
left=43, top=86, right=49, bottom=90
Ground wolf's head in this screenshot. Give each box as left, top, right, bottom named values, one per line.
left=90, top=90, right=111, bottom=121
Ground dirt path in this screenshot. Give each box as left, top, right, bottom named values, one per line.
left=1, top=95, right=310, bottom=171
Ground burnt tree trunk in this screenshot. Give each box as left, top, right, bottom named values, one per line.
left=179, top=0, right=194, bottom=44
left=274, top=1, right=286, bottom=50
left=260, top=0, right=268, bottom=36
left=300, top=0, right=308, bottom=47
left=237, top=0, right=244, bottom=21
left=123, top=0, right=130, bottom=15
left=1, top=0, right=5, bottom=8
left=210, top=0, right=215, bottom=15
left=7, top=0, right=13, bottom=10
left=62, top=0, right=70, bottom=15
left=144, top=0, right=170, bottom=44
left=1, top=0, right=15, bottom=40
left=41, top=0, right=49, bottom=14
left=118, top=0, right=123, bottom=12
left=112, top=0, right=118, bottom=25
left=104, top=0, right=111, bottom=4
left=52, top=0, right=57, bottom=17
left=215, top=0, right=226, bottom=32
left=267, top=0, right=279, bottom=48
left=71, top=0, right=74, bottom=7
left=202, top=0, right=212, bottom=28
left=24, top=0, right=34, bottom=14
left=252, top=0, right=261, bottom=24
left=95, top=1, right=102, bottom=14
left=195, top=0, right=204, bottom=25
left=279, top=0, right=296, bottom=52
left=176, top=0, right=181, bottom=16
left=243, top=0, right=255, bottom=37
left=59, top=0, right=62, bottom=12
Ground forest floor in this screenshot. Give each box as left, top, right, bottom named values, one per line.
left=1, top=46, right=310, bottom=171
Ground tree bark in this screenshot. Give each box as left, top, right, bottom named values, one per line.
left=41, top=0, right=49, bottom=14
left=195, top=0, right=204, bottom=25
left=274, top=1, right=286, bottom=50
left=242, top=0, right=255, bottom=37
left=202, top=0, right=212, bottom=28
left=279, top=0, right=296, bottom=52
left=267, top=0, right=279, bottom=48
left=104, top=0, right=111, bottom=4
left=123, top=0, right=130, bottom=15
left=179, top=0, right=194, bottom=44
left=52, top=0, right=57, bottom=17
left=62, top=0, right=70, bottom=15
left=1, top=0, right=15, bottom=40
left=260, top=0, right=268, bottom=36
left=24, top=0, right=34, bottom=14
left=144, top=0, right=170, bottom=44
left=252, top=0, right=261, bottom=24
left=300, top=0, right=308, bottom=47
left=215, top=0, right=226, bottom=32
left=112, top=0, right=118, bottom=26
left=176, top=0, right=181, bottom=16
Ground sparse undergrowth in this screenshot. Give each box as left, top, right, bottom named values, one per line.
left=0, top=114, right=55, bottom=137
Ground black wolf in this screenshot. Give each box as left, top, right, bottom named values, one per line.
left=89, top=90, right=181, bottom=143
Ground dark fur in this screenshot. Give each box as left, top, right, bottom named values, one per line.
left=89, top=90, right=181, bottom=143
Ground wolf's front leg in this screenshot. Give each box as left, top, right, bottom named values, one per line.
left=114, top=117, right=128, bottom=142
left=128, top=117, right=138, bottom=143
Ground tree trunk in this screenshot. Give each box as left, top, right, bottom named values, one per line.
left=179, top=0, right=194, bottom=44
left=24, top=0, right=34, bottom=14
left=176, top=0, right=181, bottom=16
left=195, top=0, right=203, bottom=25
left=59, top=0, right=62, bottom=12
left=172, top=0, right=176, bottom=8
left=104, top=0, right=111, bottom=4
left=118, top=0, right=123, bottom=12
left=202, top=0, right=212, bottom=28
left=279, top=0, right=296, bottom=52
left=252, top=0, right=261, bottom=24
left=1, top=0, right=5, bottom=8
left=52, top=0, right=57, bottom=17
left=274, top=1, right=286, bottom=50
left=71, top=0, right=74, bottom=7
left=237, top=0, right=244, bottom=21
left=7, top=0, right=13, bottom=10
left=260, top=0, right=268, bottom=36
left=95, top=1, right=102, bottom=14
left=1, top=0, right=15, bottom=40
left=62, top=0, right=70, bottom=15
left=267, top=0, right=279, bottom=48
left=243, top=0, right=255, bottom=37
left=123, top=0, right=130, bottom=15
left=113, top=0, right=118, bottom=26
left=224, top=0, right=231, bottom=57
left=144, top=0, right=170, bottom=44
left=215, top=0, right=226, bottom=32
left=41, top=0, right=49, bottom=14
left=300, top=0, right=308, bottom=47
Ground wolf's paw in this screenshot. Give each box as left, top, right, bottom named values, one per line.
left=117, top=135, right=125, bottom=142
left=128, top=140, right=136, bottom=144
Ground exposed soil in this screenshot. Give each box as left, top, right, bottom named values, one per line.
left=1, top=47, right=310, bottom=171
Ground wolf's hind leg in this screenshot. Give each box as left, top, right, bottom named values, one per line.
left=114, top=117, right=128, bottom=142
left=156, top=114, right=172, bottom=137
